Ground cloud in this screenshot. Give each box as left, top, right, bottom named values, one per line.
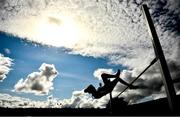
left=60, top=90, right=93, bottom=108
left=0, top=93, right=31, bottom=108
left=14, top=63, right=59, bottom=95
left=60, top=90, right=111, bottom=108
left=0, top=93, right=62, bottom=108
left=93, top=68, right=115, bottom=80
left=0, top=54, right=13, bottom=82
left=0, top=0, right=179, bottom=69
left=0, top=92, right=109, bottom=108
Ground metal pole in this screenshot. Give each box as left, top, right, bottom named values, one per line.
left=141, top=4, right=176, bottom=111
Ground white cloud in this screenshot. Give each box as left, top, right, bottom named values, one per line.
left=93, top=68, right=115, bottom=80
left=59, top=90, right=110, bottom=108
left=0, top=54, right=13, bottom=82
left=14, top=63, right=59, bottom=95
left=0, top=93, right=62, bottom=108
left=0, top=93, right=31, bottom=108
left=0, top=92, right=109, bottom=108
left=0, top=0, right=179, bottom=69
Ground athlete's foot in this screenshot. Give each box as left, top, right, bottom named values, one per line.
left=115, top=69, right=120, bottom=78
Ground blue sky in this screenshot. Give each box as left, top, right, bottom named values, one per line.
left=0, top=31, right=123, bottom=100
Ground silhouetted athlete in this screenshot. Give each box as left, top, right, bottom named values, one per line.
left=84, top=69, right=137, bottom=99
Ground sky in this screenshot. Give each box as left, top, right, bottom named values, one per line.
left=0, top=31, right=122, bottom=100
left=0, top=0, right=180, bottom=108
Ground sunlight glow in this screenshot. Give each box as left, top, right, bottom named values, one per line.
left=35, top=15, right=86, bottom=48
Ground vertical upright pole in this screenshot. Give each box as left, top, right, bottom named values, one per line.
left=109, top=92, right=113, bottom=114
left=141, top=4, right=176, bottom=111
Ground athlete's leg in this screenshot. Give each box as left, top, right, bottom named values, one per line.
left=101, top=69, right=120, bottom=84
left=118, top=78, right=138, bottom=89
